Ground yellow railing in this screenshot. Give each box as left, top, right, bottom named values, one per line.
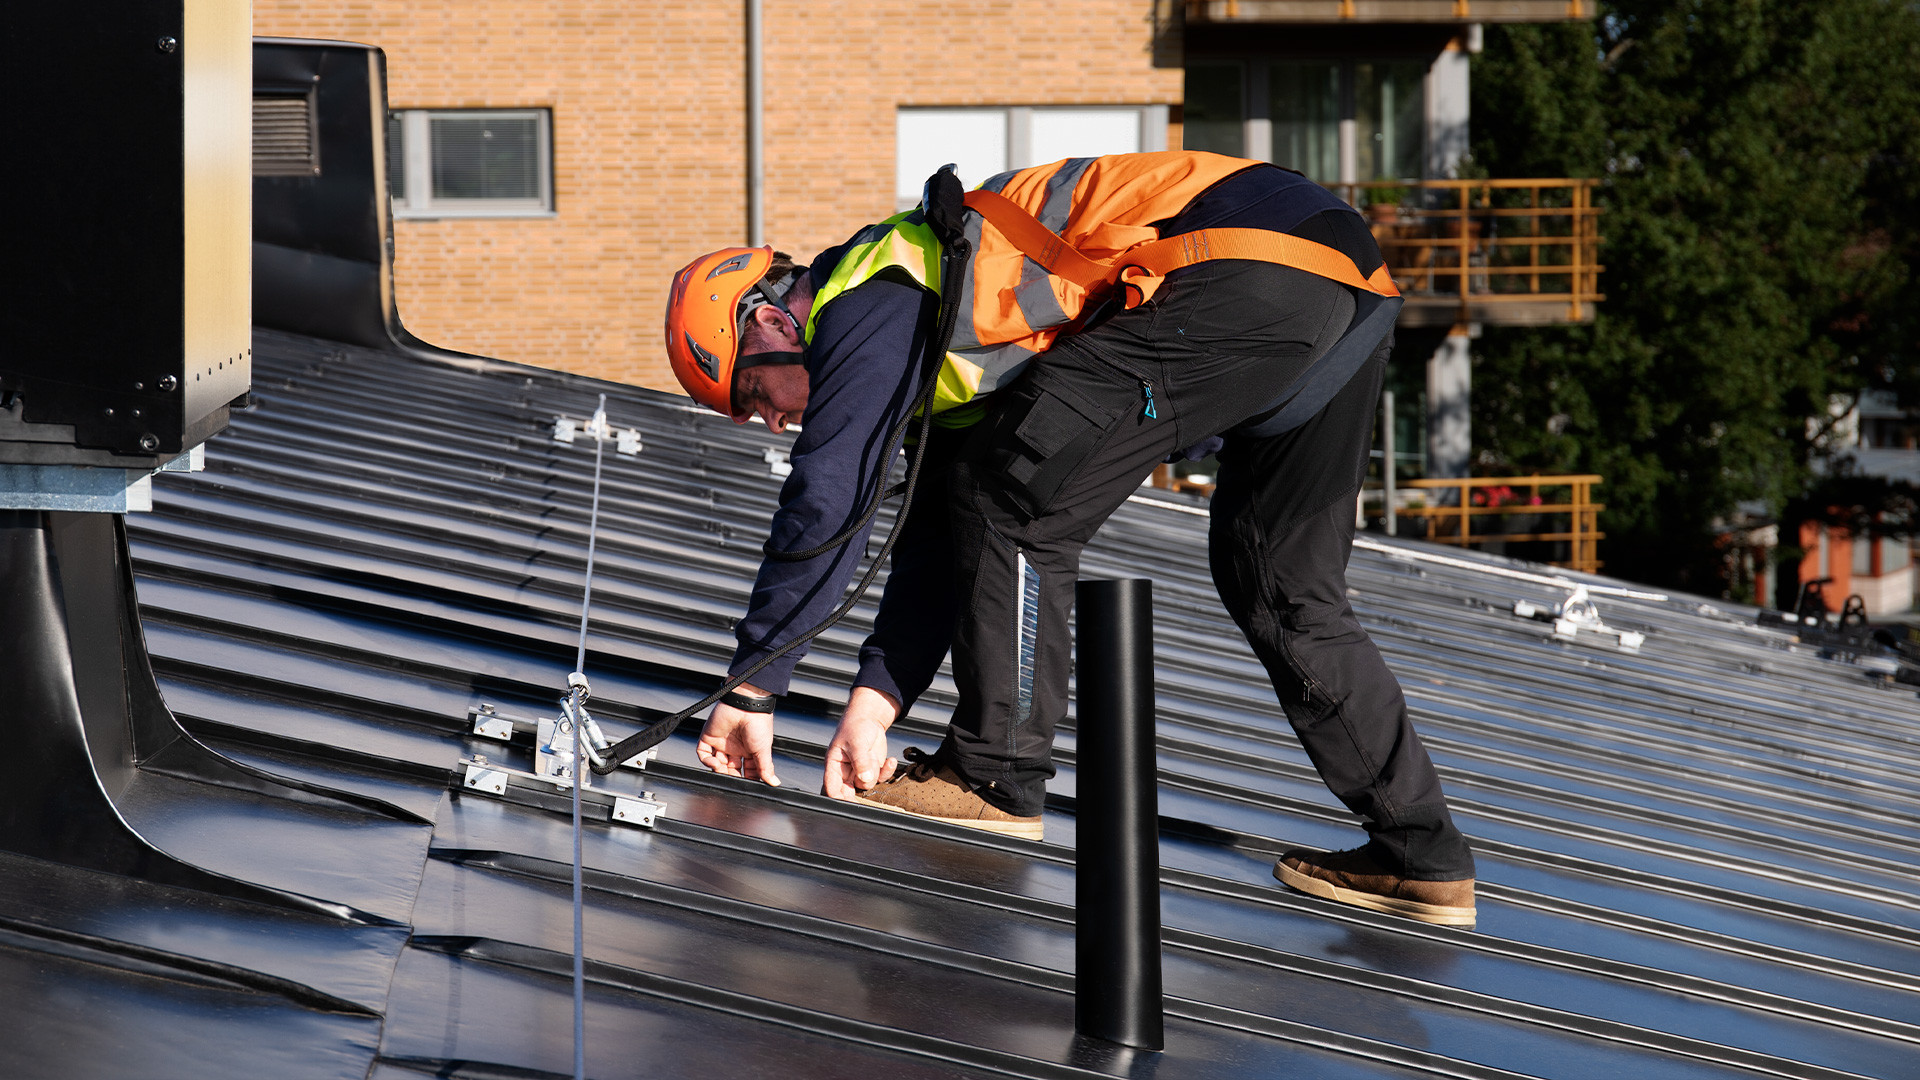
left=1324, top=179, right=1605, bottom=322
left=1147, top=468, right=1605, bottom=574
left=1186, top=1, right=1590, bottom=23
left=1395, top=474, right=1605, bottom=573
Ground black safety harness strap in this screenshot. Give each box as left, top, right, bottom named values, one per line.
left=1236, top=290, right=1403, bottom=439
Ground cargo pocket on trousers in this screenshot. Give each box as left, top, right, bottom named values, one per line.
left=989, top=379, right=1120, bottom=520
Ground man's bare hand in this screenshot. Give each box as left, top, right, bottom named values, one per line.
left=695, top=695, right=780, bottom=787
left=822, top=686, right=901, bottom=800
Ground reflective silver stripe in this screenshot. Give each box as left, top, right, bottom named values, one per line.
left=845, top=221, right=895, bottom=247
left=1037, top=157, right=1095, bottom=232
left=952, top=342, right=1037, bottom=394
left=949, top=212, right=989, bottom=350
left=954, top=159, right=1085, bottom=356
left=1013, top=550, right=1039, bottom=725
left=1013, top=255, right=1070, bottom=331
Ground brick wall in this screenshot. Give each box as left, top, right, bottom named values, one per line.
left=254, top=1, right=1183, bottom=390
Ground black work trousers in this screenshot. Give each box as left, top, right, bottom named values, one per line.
left=937, top=259, right=1475, bottom=879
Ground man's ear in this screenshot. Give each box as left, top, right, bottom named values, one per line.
left=750, top=303, right=802, bottom=349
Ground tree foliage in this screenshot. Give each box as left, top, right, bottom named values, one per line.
left=1468, top=1, right=1920, bottom=595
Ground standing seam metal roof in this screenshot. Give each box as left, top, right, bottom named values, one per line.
left=6, top=326, right=1916, bottom=1079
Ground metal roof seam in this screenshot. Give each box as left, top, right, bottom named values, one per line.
left=1157, top=864, right=1920, bottom=1012
left=0, top=916, right=381, bottom=1016
left=400, top=936, right=1136, bottom=1080
left=602, top=759, right=1909, bottom=1021
left=1145, top=726, right=1920, bottom=858
left=1469, top=840, right=1920, bottom=945
left=505, top=850, right=1891, bottom=1079
left=1155, top=928, right=1916, bottom=1076
left=44, top=325, right=1906, bottom=1078
left=1145, top=767, right=1920, bottom=917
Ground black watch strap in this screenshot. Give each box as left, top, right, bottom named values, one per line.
left=720, top=688, right=777, bottom=713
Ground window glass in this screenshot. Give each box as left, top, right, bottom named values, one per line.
left=897, top=108, right=1007, bottom=208
left=388, top=108, right=551, bottom=216
left=1269, top=62, right=1341, bottom=182
left=1030, top=109, right=1140, bottom=165
left=1183, top=64, right=1243, bottom=157
left=1355, top=61, right=1425, bottom=180
left=1854, top=533, right=1873, bottom=576
left=1884, top=536, right=1910, bottom=572
left=432, top=114, right=541, bottom=200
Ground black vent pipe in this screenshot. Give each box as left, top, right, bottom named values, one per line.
left=1073, top=577, right=1164, bottom=1051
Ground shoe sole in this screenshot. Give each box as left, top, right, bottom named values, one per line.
left=1274, top=862, right=1476, bottom=928
left=857, top=797, right=1044, bottom=841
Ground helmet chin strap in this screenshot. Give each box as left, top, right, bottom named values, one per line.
left=730, top=349, right=806, bottom=415
left=734, top=349, right=804, bottom=372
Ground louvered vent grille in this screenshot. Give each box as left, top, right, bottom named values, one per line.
left=253, top=94, right=317, bottom=176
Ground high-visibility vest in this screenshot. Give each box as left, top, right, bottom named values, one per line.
left=805, top=151, right=1399, bottom=425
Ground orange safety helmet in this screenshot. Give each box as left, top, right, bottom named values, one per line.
left=666, top=246, right=792, bottom=416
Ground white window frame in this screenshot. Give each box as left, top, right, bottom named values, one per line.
left=896, top=104, right=1170, bottom=211
left=390, top=108, right=554, bottom=219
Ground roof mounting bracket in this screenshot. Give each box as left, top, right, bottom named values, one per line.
left=466, top=701, right=659, bottom=771
left=468, top=702, right=516, bottom=741
left=454, top=754, right=666, bottom=830
left=1514, top=585, right=1646, bottom=651
left=552, top=412, right=641, bottom=456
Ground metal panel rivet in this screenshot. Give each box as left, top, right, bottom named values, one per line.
left=139, top=434, right=158, bottom=451
left=158, top=375, right=177, bottom=391
left=157, top=36, right=177, bottom=53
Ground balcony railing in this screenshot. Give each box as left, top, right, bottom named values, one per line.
left=1149, top=469, right=1607, bottom=574
left=1391, top=474, right=1605, bottom=573
left=1325, top=178, right=1604, bottom=325
left=1185, top=1, right=1591, bottom=23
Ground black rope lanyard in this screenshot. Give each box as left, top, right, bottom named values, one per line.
left=595, top=175, right=972, bottom=774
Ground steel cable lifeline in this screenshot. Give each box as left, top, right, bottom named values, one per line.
left=592, top=169, right=975, bottom=775
left=562, top=393, right=613, bottom=1080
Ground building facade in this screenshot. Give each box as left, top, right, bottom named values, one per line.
left=1798, top=389, right=1919, bottom=616
left=253, top=1, right=1185, bottom=387
left=254, top=1, right=1592, bottom=404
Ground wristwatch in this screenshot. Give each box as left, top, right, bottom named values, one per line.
left=720, top=687, right=778, bottom=713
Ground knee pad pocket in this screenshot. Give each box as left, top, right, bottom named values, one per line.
left=987, top=380, right=1120, bottom=519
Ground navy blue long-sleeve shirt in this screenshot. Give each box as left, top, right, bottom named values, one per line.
left=727, top=163, right=1375, bottom=699
left=726, top=271, right=937, bottom=695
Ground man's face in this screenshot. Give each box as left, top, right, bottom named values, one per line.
left=729, top=289, right=811, bottom=432
left=733, top=362, right=810, bottom=433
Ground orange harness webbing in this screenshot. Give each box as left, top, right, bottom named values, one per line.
left=962, top=188, right=1399, bottom=306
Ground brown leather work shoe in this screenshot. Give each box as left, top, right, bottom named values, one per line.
left=856, top=748, right=1044, bottom=841
left=1274, top=847, right=1476, bottom=927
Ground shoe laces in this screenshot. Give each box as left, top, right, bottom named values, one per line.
left=897, top=745, right=939, bottom=782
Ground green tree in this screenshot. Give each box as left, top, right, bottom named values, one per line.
left=1468, top=1, right=1920, bottom=598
